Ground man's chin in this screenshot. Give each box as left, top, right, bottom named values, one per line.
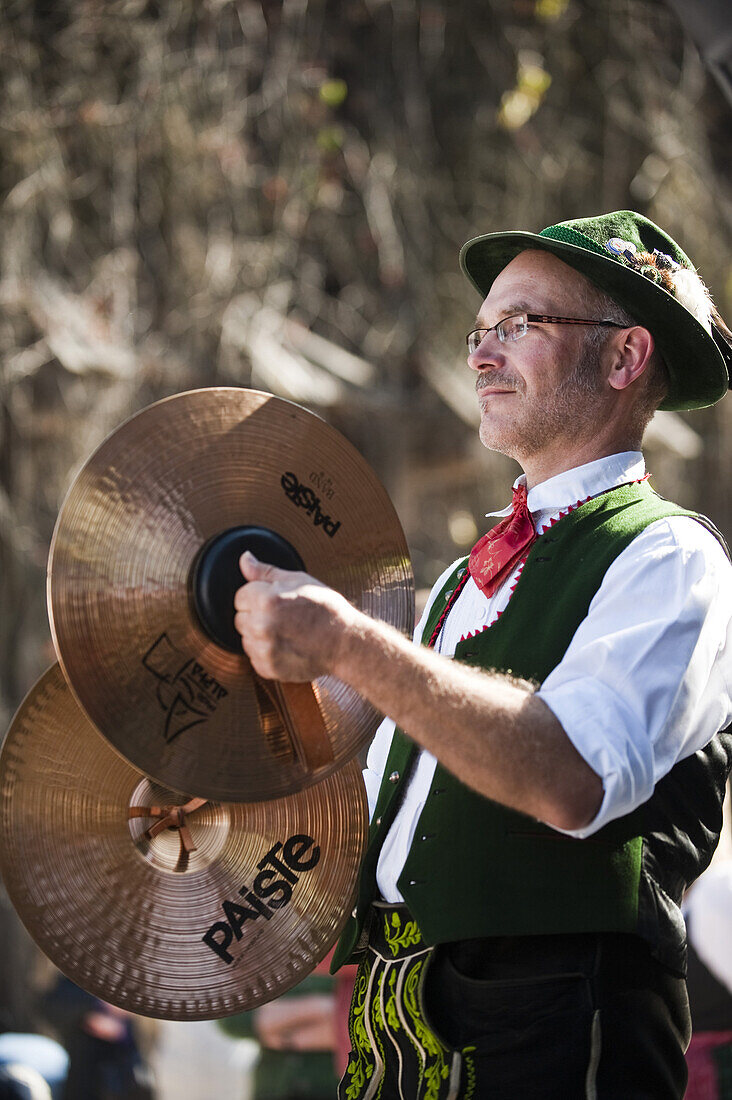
left=478, top=419, right=523, bottom=458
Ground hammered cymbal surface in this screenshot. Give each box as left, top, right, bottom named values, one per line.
left=48, top=387, right=414, bottom=801
left=0, top=665, right=367, bottom=1021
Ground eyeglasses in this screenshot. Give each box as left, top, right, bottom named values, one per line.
left=466, top=313, right=626, bottom=354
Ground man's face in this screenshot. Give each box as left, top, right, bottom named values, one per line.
left=468, top=250, right=612, bottom=464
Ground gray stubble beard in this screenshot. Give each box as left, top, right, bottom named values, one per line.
left=479, top=336, right=610, bottom=461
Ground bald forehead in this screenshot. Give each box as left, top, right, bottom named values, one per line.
left=477, top=249, right=598, bottom=323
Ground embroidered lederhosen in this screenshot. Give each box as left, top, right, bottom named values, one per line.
left=339, top=902, right=475, bottom=1100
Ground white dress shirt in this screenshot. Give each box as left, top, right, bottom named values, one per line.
left=365, top=452, right=732, bottom=904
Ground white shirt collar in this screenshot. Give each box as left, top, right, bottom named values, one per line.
left=487, top=452, right=646, bottom=523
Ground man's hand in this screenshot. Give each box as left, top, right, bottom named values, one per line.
left=233, top=551, right=358, bottom=682
left=82, top=1003, right=130, bottom=1042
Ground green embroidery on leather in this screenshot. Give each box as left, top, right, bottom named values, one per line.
left=384, top=965, right=401, bottom=1031
left=396, top=954, right=452, bottom=1096
left=342, top=958, right=376, bottom=1100
left=344, top=945, right=477, bottom=1099
left=402, top=960, right=451, bottom=1099
left=370, top=967, right=387, bottom=1100
left=462, top=1046, right=477, bottom=1099
left=384, top=908, right=422, bottom=956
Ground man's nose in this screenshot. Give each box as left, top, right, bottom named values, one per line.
left=467, top=333, right=503, bottom=372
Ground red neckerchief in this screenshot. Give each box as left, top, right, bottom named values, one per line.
left=468, top=482, right=538, bottom=599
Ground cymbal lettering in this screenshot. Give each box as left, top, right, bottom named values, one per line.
left=142, top=633, right=228, bottom=744
left=202, top=832, right=322, bottom=966
left=281, top=471, right=341, bottom=537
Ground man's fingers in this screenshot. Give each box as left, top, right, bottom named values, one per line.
left=233, top=584, right=252, bottom=611
left=239, top=550, right=285, bottom=583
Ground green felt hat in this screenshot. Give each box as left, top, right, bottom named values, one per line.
left=460, top=211, right=731, bottom=411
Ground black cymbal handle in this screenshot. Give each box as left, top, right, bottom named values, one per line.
left=191, top=526, right=304, bottom=652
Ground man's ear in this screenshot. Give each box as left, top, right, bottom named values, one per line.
left=606, top=326, right=655, bottom=392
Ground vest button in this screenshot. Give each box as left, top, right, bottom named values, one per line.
left=375, top=817, right=382, bottom=826
left=351, top=907, right=357, bottom=919
left=389, top=771, right=400, bottom=783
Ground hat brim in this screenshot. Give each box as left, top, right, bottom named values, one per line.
left=459, top=230, right=730, bottom=411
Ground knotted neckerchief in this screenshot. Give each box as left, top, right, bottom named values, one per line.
left=468, top=482, right=537, bottom=598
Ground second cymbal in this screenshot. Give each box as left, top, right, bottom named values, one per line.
left=0, top=665, right=367, bottom=1021
left=48, top=388, right=414, bottom=801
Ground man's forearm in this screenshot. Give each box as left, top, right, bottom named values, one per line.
left=233, top=553, right=603, bottom=831
left=332, top=611, right=603, bottom=832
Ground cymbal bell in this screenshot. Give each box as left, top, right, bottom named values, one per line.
left=0, top=665, right=367, bottom=1021
left=48, top=387, right=414, bottom=802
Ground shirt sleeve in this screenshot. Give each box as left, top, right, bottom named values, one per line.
left=537, top=515, right=732, bottom=838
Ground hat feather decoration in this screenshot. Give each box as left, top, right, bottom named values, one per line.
left=672, top=267, right=713, bottom=333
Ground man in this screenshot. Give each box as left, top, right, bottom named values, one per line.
left=233, top=212, right=732, bottom=1098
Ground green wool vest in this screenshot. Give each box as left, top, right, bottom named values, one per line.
left=332, top=481, right=732, bottom=974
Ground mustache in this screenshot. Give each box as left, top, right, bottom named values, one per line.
left=475, top=371, right=524, bottom=393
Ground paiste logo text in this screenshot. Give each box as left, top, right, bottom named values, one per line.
left=281, top=471, right=341, bottom=537
left=202, top=833, right=321, bottom=964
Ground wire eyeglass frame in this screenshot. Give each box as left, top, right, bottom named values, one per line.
left=466, top=313, right=626, bottom=354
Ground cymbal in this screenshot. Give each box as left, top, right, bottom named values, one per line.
left=48, top=387, right=414, bottom=801
left=0, top=665, right=367, bottom=1021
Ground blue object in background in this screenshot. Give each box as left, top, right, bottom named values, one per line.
left=0, top=1035, right=68, bottom=1100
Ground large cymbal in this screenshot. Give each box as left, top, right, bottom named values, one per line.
left=0, top=665, right=367, bottom=1021
left=48, top=387, right=413, bottom=801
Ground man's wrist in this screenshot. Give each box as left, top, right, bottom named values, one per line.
left=329, top=601, right=373, bottom=683
left=329, top=607, right=415, bottom=703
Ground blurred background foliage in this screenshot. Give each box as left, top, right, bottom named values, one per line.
left=0, top=0, right=731, bottom=760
